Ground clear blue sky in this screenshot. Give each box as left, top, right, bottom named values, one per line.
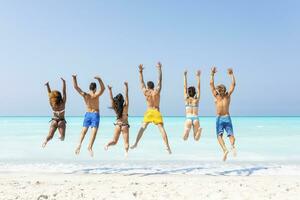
left=0, top=0, right=299, bottom=116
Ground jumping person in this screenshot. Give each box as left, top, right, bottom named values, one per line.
left=105, top=82, right=130, bottom=156
left=183, top=70, right=203, bottom=141
left=130, top=62, right=172, bottom=154
left=210, top=67, right=237, bottom=161
left=42, top=78, right=67, bottom=148
left=73, top=75, right=105, bottom=157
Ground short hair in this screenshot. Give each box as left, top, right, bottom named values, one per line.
left=89, top=82, right=97, bottom=91
left=188, top=86, right=196, bottom=98
left=216, top=84, right=227, bottom=95
left=147, top=81, right=155, bottom=89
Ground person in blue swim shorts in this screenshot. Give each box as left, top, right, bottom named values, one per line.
left=72, top=75, right=105, bottom=157
left=210, top=67, right=237, bottom=162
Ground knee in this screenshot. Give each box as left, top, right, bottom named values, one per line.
left=47, top=134, right=54, bottom=140
left=141, top=123, right=148, bottom=129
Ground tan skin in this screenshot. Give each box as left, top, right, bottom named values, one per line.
left=42, top=78, right=66, bottom=148
left=105, top=82, right=130, bottom=156
left=73, top=75, right=105, bottom=157
left=183, top=70, right=202, bottom=141
left=210, top=67, right=236, bottom=161
left=130, top=62, right=172, bottom=154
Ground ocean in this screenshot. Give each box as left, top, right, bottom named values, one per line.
left=0, top=116, right=299, bottom=176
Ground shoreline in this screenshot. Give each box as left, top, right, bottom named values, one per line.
left=1, top=173, right=300, bottom=200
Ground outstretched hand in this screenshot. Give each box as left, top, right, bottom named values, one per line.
left=196, top=70, right=201, bottom=77
left=44, top=82, right=49, bottom=86
left=211, top=67, right=217, bottom=74
left=61, top=77, right=65, bottom=82
left=184, top=70, right=187, bottom=76
left=124, top=82, right=128, bottom=87
left=94, top=76, right=101, bottom=80
left=72, top=74, right=77, bottom=79
left=156, top=62, right=162, bottom=69
left=107, top=85, right=112, bottom=90
left=138, top=64, right=144, bottom=72
left=228, top=68, right=234, bottom=75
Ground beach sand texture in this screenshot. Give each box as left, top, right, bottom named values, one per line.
left=1, top=173, right=300, bottom=200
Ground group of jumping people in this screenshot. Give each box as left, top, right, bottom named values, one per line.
left=43, top=62, right=236, bottom=161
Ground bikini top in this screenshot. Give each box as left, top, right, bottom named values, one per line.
left=52, top=109, right=65, bottom=118
left=185, top=98, right=199, bottom=109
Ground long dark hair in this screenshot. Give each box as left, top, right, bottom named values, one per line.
left=188, top=86, right=196, bottom=98
left=113, top=93, right=125, bottom=119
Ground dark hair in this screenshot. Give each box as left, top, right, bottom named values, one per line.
left=89, top=82, right=97, bottom=91
left=147, top=81, right=155, bottom=89
left=113, top=93, right=125, bottom=119
left=188, top=86, right=196, bottom=98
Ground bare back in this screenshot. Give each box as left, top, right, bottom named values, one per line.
left=214, top=95, right=231, bottom=116
left=83, top=92, right=100, bottom=112
left=144, top=89, right=161, bottom=110
left=185, top=97, right=199, bottom=116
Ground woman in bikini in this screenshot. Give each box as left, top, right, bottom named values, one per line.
left=105, top=82, right=130, bottom=156
left=42, top=78, right=67, bottom=148
left=183, top=70, right=202, bottom=141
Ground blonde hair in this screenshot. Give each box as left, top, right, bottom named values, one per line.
left=49, top=90, right=63, bottom=107
left=216, top=84, right=227, bottom=95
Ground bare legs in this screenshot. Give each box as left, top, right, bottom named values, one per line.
left=105, top=126, right=121, bottom=150
left=88, top=127, right=98, bottom=157
left=58, top=121, right=66, bottom=141
left=105, top=126, right=129, bottom=156
left=42, top=121, right=58, bottom=148
left=229, top=135, right=237, bottom=157
left=130, top=122, right=149, bottom=149
left=183, top=120, right=192, bottom=140
left=183, top=120, right=202, bottom=141
left=131, top=122, right=171, bottom=154
left=157, top=124, right=172, bottom=154
left=217, top=135, right=229, bottom=161
left=75, top=127, right=88, bottom=155
left=193, top=120, right=202, bottom=141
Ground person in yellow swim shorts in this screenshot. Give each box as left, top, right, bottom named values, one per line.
left=130, top=62, right=172, bottom=154
left=143, top=109, right=163, bottom=125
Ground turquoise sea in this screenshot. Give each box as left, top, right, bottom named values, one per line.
left=0, top=116, right=299, bottom=176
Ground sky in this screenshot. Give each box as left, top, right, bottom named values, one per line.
left=0, top=0, right=299, bottom=116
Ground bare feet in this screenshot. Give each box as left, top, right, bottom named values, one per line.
left=42, top=142, right=47, bottom=148
left=88, top=147, right=94, bottom=157
left=130, top=144, right=137, bottom=150
left=223, top=150, right=229, bottom=162
left=194, top=128, right=203, bottom=141
left=167, top=148, right=172, bottom=154
left=231, top=147, right=237, bottom=157
left=125, top=151, right=128, bottom=158
left=75, top=145, right=81, bottom=155
left=104, top=145, right=109, bottom=151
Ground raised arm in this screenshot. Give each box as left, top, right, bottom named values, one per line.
left=210, top=67, right=218, bottom=97
left=139, top=64, right=146, bottom=91
left=183, top=70, right=188, bottom=98
left=156, top=62, right=162, bottom=93
left=72, top=75, right=85, bottom=96
left=61, top=78, right=67, bottom=103
left=227, top=68, right=236, bottom=96
left=124, top=82, right=129, bottom=106
left=107, top=85, right=114, bottom=108
left=45, top=82, right=51, bottom=94
left=196, top=70, right=201, bottom=100
left=94, top=76, right=106, bottom=97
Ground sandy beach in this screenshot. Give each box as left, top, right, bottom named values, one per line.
left=1, top=173, right=299, bottom=200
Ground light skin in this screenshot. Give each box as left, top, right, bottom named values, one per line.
left=105, top=82, right=130, bottom=156
left=130, top=62, right=172, bottom=154
left=183, top=70, right=202, bottom=141
left=42, top=78, right=66, bottom=148
left=210, top=67, right=236, bottom=161
left=73, top=75, right=105, bottom=157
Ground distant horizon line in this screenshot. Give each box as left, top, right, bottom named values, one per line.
left=0, top=115, right=299, bottom=118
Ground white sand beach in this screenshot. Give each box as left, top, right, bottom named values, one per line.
left=1, top=173, right=300, bottom=200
